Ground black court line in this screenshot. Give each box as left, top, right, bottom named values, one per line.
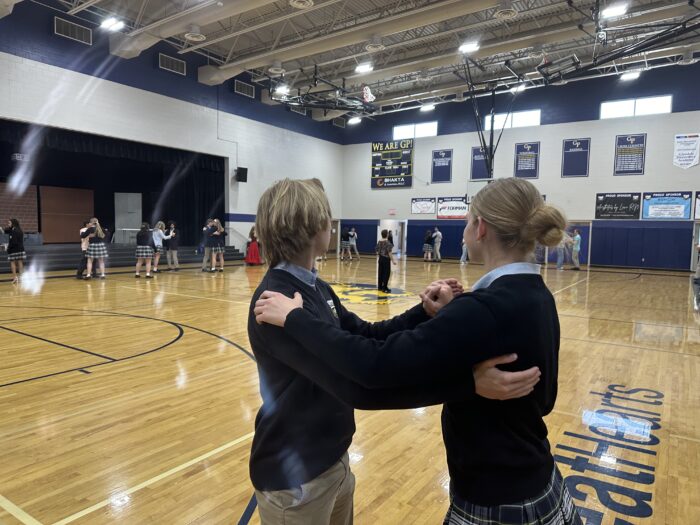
left=237, top=494, right=257, bottom=525
left=0, top=324, right=116, bottom=362
left=0, top=305, right=254, bottom=388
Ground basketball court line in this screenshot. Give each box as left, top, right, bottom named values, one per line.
left=51, top=431, right=255, bottom=525
left=119, top=285, right=251, bottom=306
left=551, top=277, right=589, bottom=295
left=0, top=493, right=43, bottom=525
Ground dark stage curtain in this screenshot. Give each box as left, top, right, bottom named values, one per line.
left=0, top=119, right=225, bottom=173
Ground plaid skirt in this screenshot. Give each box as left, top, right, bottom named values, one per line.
left=443, top=467, right=582, bottom=525
left=341, top=241, right=351, bottom=249
left=8, top=251, right=26, bottom=261
left=87, top=243, right=109, bottom=259
left=423, top=244, right=433, bottom=252
left=212, top=245, right=225, bottom=254
left=135, top=245, right=154, bottom=259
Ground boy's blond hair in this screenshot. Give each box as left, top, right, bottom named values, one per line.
left=256, top=178, right=331, bottom=267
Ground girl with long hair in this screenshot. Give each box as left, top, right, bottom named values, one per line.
left=84, top=217, right=108, bottom=280
left=4, top=218, right=25, bottom=284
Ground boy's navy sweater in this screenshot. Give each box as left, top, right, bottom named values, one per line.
left=247, top=268, right=474, bottom=491
left=283, top=273, right=559, bottom=506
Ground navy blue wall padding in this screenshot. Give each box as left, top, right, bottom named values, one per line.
left=590, top=221, right=693, bottom=270
left=406, top=220, right=466, bottom=258
left=341, top=220, right=379, bottom=253
left=547, top=223, right=590, bottom=264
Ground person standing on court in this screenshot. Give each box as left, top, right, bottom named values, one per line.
left=210, top=218, right=226, bottom=272
left=340, top=227, right=352, bottom=261
left=376, top=229, right=396, bottom=293
left=166, top=221, right=179, bottom=271
left=135, top=222, right=154, bottom=279
left=201, top=218, right=214, bottom=272
left=84, top=217, right=108, bottom=280
left=5, top=218, right=25, bottom=284
left=423, top=229, right=434, bottom=261
left=460, top=238, right=468, bottom=264
left=254, top=178, right=581, bottom=525
left=433, top=226, right=443, bottom=262
left=247, top=178, right=542, bottom=525
left=77, top=220, right=91, bottom=279
left=571, top=229, right=581, bottom=270
left=151, top=221, right=174, bottom=274
left=556, top=238, right=566, bottom=271
left=245, top=226, right=263, bottom=266
left=348, top=227, right=360, bottom=260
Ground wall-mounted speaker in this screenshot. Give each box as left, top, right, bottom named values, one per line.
left=235, top=167, right=248, bottom=182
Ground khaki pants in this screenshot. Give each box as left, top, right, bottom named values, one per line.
left=572, top=249, right=580, bottom=268
left=201, top=247, right=211, bottom=269
left=167, top=250, right=179, bottom=268
left=434, top=241, right=442, bottom=261
left=255, top=453, right=355, bottom=525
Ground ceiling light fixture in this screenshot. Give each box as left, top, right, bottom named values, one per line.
left=420, top=104, right=435, bottom=112
left=620, top=70, right=640, bottom=81
left=101, top=17, right=125, bottom=31
left=355, top=62, right=374, bottom=74
left=274, top=84, right=290, bottom=95
left=459, top=41, right=480, bottom=54
left=510, top=83, right=526, bottom=93
left=348, top=116, right=362, bottom=125
left=602, top=3, right=628, bottom=19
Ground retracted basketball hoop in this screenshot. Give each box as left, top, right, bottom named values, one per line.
left=362, top=85, right=376, bottom=103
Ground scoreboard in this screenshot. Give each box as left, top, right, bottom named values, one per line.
left=371, top=139, right=413, bottom=188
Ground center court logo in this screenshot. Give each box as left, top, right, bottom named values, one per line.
left=330, top=282, right=413, bottom=305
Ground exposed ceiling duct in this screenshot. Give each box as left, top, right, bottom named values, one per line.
left=0, top=0, right=22, bottom=18
left=110, top=0, right=279, bottom=59
left=348, top=2, right=693, bottom=87
left=198, top=0, right=498, bottom=85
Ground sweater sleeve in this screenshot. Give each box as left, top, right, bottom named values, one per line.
left=329, top=286, right=430, bottom=340
left=255, top=319, right=475, bottom=409
left=283, top=294, right=500, bottom=388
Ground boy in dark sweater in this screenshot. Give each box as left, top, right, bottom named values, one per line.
left=248, top=178, right=542, bottom=525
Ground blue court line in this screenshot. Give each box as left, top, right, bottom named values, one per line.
left=237, top=494, right=257, bottom=525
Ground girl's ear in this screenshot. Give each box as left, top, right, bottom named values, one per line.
left=476, top=216, right=488, bottom=241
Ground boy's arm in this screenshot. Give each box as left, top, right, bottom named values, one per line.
left=254, top=319, right=475, bottom=409
left=282, top=294, right=499, bottom=389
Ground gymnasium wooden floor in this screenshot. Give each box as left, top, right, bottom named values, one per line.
left=0, top=259, right=697, bottom=524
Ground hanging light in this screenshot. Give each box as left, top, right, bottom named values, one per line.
left=602, top=3, right=628, bottom=19
left=101, top=17, right=125, bottom=31
left=348, top=116, right=362, bottom=125
left=355, top=62, right=374, bottom=74
left=420, top=104, right=436, bottom=112
left=620, top=71, right=640, bottom=81
left=459, top=41, right=480, bottom=54
left=274, top=84, right=290, bottom=95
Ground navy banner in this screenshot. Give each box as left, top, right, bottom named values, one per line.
left=371, top=139, right=414, bottom=189
left=595, top=193, right=642, bottom=219
left=514, top=142, right=540, bottom=179
left=470, top=147, right=492, bottom=180
left=561, top=138, right=590, bottom=177
left=431, top=149, right=452, bottom=183
left=614, top=134, right=646, bottom=176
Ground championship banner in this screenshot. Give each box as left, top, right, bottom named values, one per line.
left=371, top=139, right=413, bottom=189
left=595, top=193, right=641, bottom=220
left=431, top=149, right=452, bottom=183
left=674, top=134, right=700, bottom=169
left=642, top=192, right=692, bottom=220
left=561, top=138, right=590, bottom=177
left=437, top=197, right=468, bottom=220
left=614, top=134, right=646, bottom=176
left=514, top=142, right=540, bottom=179
left=411, top=197, right=436, bottom=215
left=470, top=146, right=492, bottom=180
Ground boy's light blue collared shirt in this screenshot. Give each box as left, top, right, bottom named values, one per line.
left=275, top=261, right=318, bottom=289
left=471, top=262, right=541, bottom=291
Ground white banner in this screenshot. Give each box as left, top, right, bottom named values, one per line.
left=437, top=197, right=468, bottom=220
left=673, top=133, right=700, bottom=169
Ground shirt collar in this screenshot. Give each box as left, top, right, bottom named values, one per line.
left=471, top=262, right=541, bottom=291
left=275, top=261, right=318, bottom=288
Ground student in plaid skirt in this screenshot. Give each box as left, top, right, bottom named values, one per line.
left=209, top=218, right=226, bottom=272
left=151, top=221, right=174, bottom=274
left=134, top=223, right=154, bottom=279
left=4, top=218, right=25, bottom=284
left=423, top=229, right=434, bottom=261
left=84, top=217, right=108, bottom=280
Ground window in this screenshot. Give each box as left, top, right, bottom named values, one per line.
left=484, top=110, right=540, bottom=130
left=414, top=121, right=438, bottom=138
left=392, top=121, right=438, bottom=140
left=600, top=95, right=672, bottom=119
